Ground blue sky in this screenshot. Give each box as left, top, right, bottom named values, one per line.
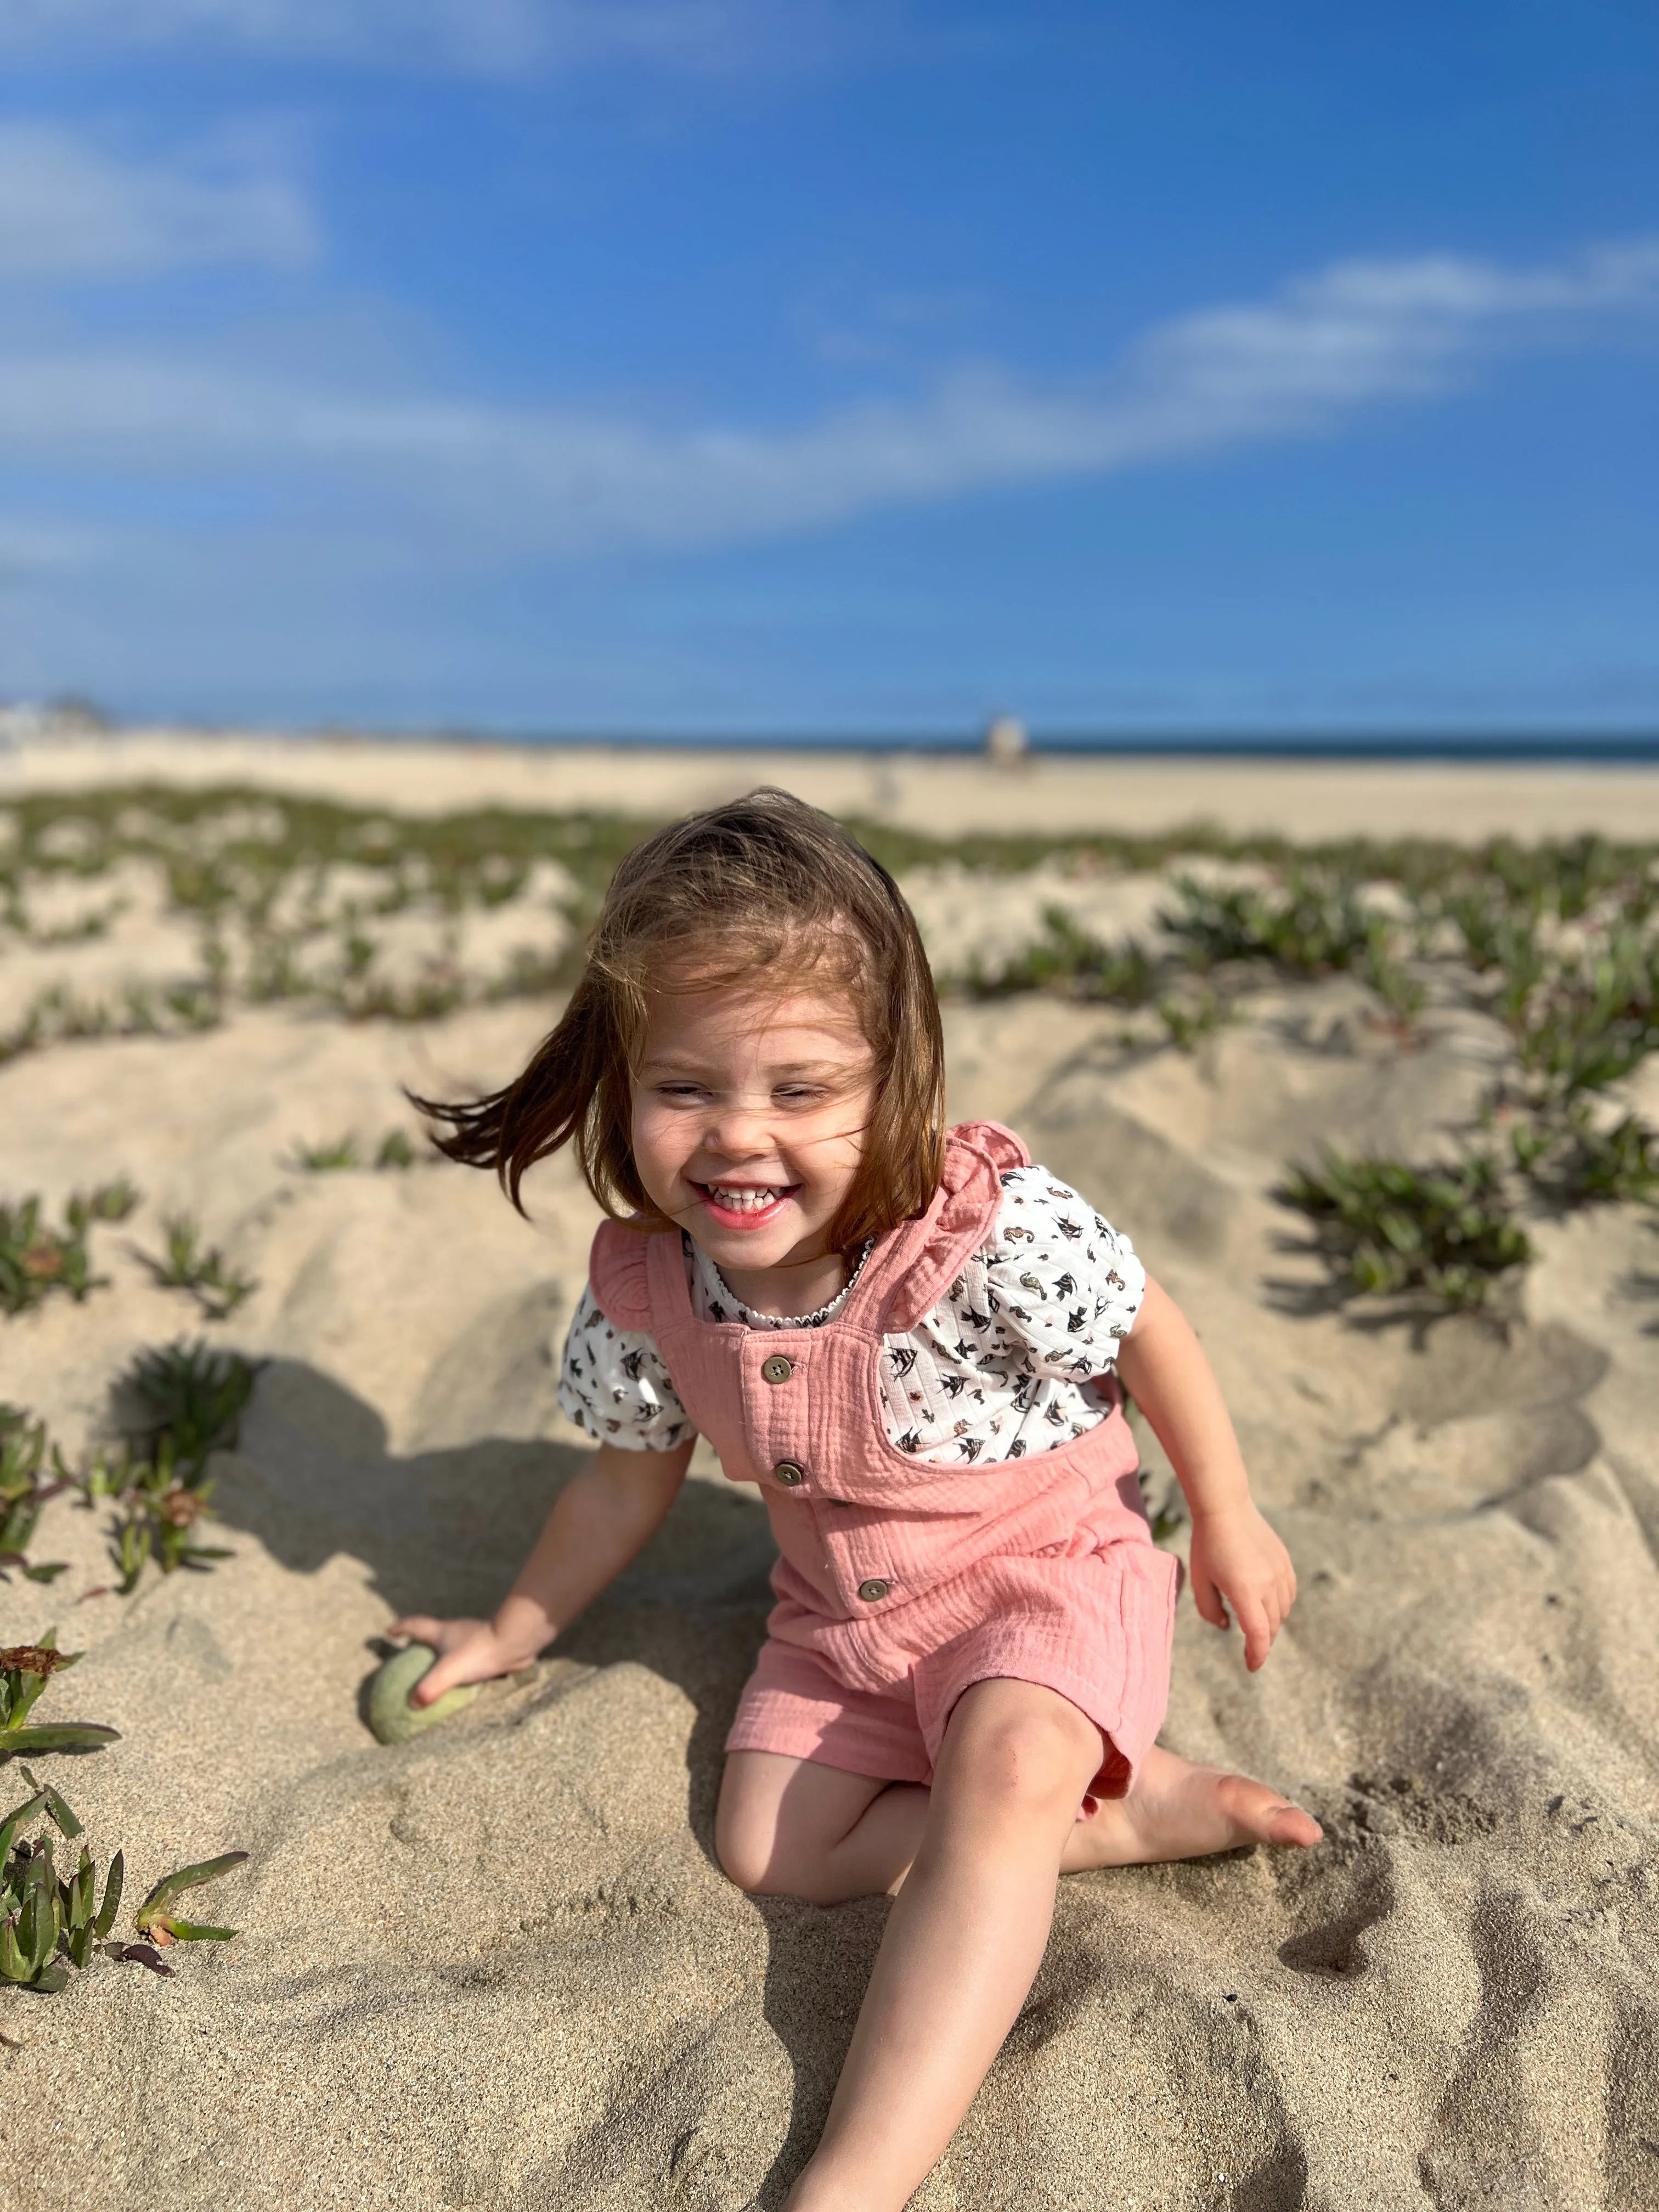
left=1, top=1, right=1656, bottom=737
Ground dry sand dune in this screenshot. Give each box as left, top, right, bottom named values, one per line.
left=3, top=758, right=1659, bottom=2210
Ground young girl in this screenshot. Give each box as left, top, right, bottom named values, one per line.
left=395, top=790, right=1321, bottom=2210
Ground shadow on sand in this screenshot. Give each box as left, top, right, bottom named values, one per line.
left=201, top=1354, right=887, bottom=2206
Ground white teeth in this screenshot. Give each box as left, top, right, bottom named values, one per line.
left=708, top=1186, right=782, bottom=1211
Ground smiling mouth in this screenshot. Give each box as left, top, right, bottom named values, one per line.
left=697, top=1182, right=799, bottom=1218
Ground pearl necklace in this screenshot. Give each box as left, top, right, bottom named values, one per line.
left=709, top=1237, right=877, bottom=1329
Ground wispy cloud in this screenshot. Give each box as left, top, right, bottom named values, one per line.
left=0, top=123, right=316, bottom=276
left=0, top=0, right=838, bottom=76
left=0, top=239, right=1654, bottom=557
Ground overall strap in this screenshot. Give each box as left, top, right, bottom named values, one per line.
left=867, top=1120, right=1029, bottom=1334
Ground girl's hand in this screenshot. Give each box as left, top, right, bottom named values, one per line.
left=1186, top=1503, right=1296, bottom=1672
left=386, top=1615, right=538, bottom=1707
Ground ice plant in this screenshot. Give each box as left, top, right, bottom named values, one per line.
left=1278, top=1151, right=1533, bottom=1311
left=138, top=1214, right=256, bottom=1322
left=0, top=1406, right=70, bottom=1585
left=132, top=1852, right=249, bottom=1946
left=0, top=1633, right=120, bottom=1762
left=0, top=1770, right=245, bottom=1992
left=0, top=1183, right=137, bottom=1318
left=92, top=1343, right=253, bottom=1594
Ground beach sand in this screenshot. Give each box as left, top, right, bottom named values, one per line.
left=9, top=727, right=1659, bottom=842
left=3, top=738, right=1658, bottom=2209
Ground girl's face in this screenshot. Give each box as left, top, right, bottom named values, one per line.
left=631, top=977, right=876, bottom=1280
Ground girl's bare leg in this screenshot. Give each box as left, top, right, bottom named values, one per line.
left=715, top=1736, right=1320, bottom=1906
left=716, top=1751, right=928, bottom=1903
left=780, top=1679, right=1104, bottom=2212
left=717, top=1702, right=1325, bottom=2212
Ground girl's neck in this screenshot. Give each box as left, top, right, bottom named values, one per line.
left=714, top=1246, right=848, bottom=1322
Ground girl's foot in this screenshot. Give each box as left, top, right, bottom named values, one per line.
left=1062, top=1744, right=1321, bottom=1871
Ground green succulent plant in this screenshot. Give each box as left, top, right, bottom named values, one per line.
left=0, top=1407, right=70, bottom=1585
left=0, top=1769, right=245, bottom=1991
left=139, top=1214, right=256, bottom=1321
left=0, top=1634, right=120, bottom=1762
left=293, top=1135, right=359, bottom=1171
left=1279, top=1150, right=1533, bottom=1311
left=0, top=1770, right=123, bottom=1991
left=958, top=907, right=1155, bottom=1007
left=90, top=1342, right=255, bottom=1594
left=0, top=1182, right=138, bottom=1318
left=1160, top=867, right=1378, bottom=978
left=131, top=1852, right=250, bottom=1946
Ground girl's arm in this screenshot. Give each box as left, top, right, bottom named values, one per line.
left=392, top=1436, right=694, bottom=1705
left=1113, top=1277, right=1296, bottom=1671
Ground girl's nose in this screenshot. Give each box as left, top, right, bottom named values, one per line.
left=701, top=1098, right=772, bottom=1158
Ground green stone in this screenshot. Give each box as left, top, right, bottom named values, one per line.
left=365, top=1644, right=481, bottom=1745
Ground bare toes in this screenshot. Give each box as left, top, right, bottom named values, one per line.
left=1265, top=1803, right=1323, bottom=1848
left=1216, top=1776, right=1322, bottom=1849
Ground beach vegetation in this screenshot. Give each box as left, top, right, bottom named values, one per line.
left=1278, top=1150, right=1533, bottom=1310
left=957, top=907, right=1154, bottom=1005
left=290, top=1127, right=423, bottom=1171
left=0, top=1634, right=120, bottom=1763
left=1157, top=988, right=1233, bottom=1054
left=1506, top=929, right=1659, bottom=1107
left=0, top=1409, right=70, bottom=1586
left=1510, top=1107, right=1659, bottom=1210
left=138, top=1215, right=256, bottom=1321
left=0, top=1182, right=139, bottom=1317
left=0, top=1769, right=245, bottom=1990
left=1359, top=930, right=1429, bottom=1043
left=126, top=1340, right=257, bottom=1475
left=88, top=1342, right=256, bottom=1593
left=294, top=1135, right=359, bottom=1171
left=1160, top=867, right=1378, bottom=977
left=7, top=782, right=1658, bottom=1327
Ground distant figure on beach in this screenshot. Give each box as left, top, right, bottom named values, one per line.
left=396, top=789, right=1320, bottom=2210
left=984, top=712, right=1029, bottom=768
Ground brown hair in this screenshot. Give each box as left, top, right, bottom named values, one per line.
left=416, top=788, right=946, bottom=1252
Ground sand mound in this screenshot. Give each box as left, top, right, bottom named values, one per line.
left=4, top=905, right=1659, bottom=2208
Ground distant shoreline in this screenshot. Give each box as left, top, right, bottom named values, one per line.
left=7, top=729, right=1659, bottom=841
left=8, top=723, right=1659, bottom=764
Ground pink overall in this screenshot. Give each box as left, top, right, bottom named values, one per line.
left=589, top=1121, right=1180, bottom=1802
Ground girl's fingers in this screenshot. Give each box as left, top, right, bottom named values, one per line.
left=414, top=1646, right=480, bottom=1703
left=1192, top=1571, right=1229, bottom=1632
left=1235, top=1595, right=1274, bottom=1670
left=388, top=1614, right=444, bottom=1642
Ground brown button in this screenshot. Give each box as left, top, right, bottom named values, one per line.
left=760, top=1354, right=794, bottom=1386
left=856, top=1578, right=891, bottom=1604
left=774, top=1460, right=806, bottom=1487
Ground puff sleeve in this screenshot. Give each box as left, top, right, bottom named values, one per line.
left=556, top=1285, right=695, bottom=1451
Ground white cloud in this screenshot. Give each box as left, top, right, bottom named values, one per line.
left=0, top=238, right=1653, bottom=555
left=0, top=0, right=831, bottom=75
left=0, top=124, right=316, bottom=276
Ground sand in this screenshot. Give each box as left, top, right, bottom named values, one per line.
left=10, top=727, right=1659, bottom=843
left=3, top=739, right=1658, bottom=2210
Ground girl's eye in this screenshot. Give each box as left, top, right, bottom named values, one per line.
left=775, top=1086, right=827, bottom=1105
left=655, top=1083, right=708, bottom=1102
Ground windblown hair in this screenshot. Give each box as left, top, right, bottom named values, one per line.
left=416, top=788, right=946, bottom=1253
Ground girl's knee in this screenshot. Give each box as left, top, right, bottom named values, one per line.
left=945, top=1687, right=1100, bottom=1817
left=714, top=1806, right=775, bottom=1894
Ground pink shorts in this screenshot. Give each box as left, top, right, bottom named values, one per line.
left=724, top=1539, right=1181, bottom=1805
